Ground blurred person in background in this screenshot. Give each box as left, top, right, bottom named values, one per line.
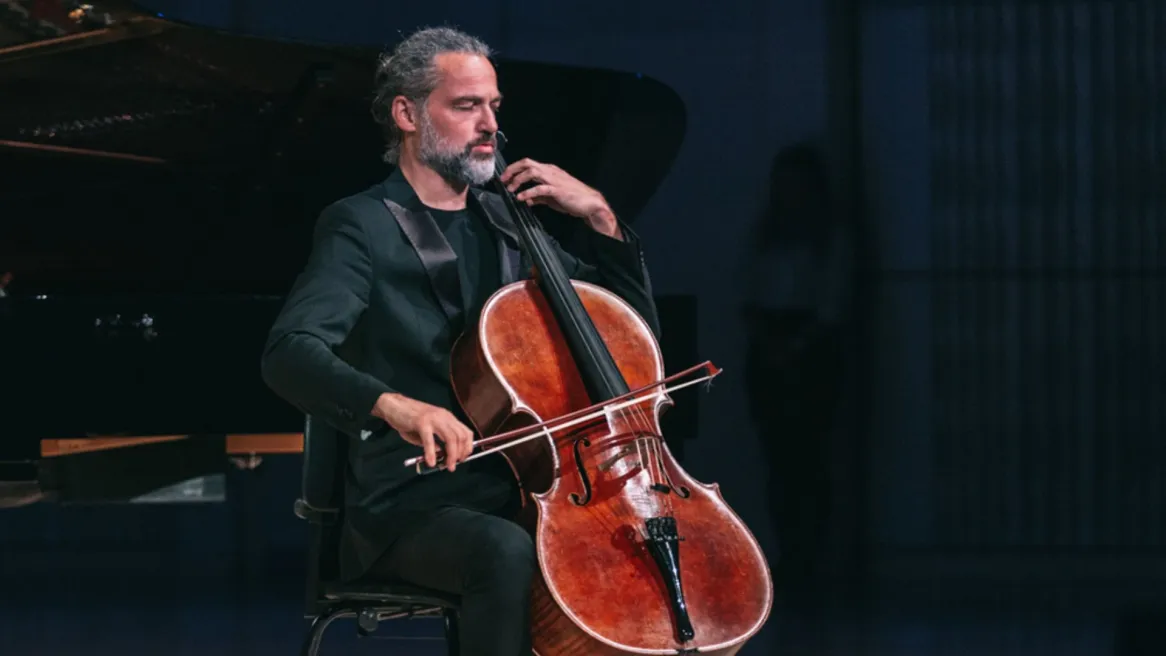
left=740, top=142, right=854, bottom=598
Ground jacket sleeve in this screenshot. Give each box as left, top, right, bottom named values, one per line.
left=547, top=217, right=662, bottom=342
left=260, top=202, right=394, bottom=437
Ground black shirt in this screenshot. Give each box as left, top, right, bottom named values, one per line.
left=428, top=205, right=501, bottom=330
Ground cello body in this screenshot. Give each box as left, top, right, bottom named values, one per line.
left=450, top=278, right=773, bottom=655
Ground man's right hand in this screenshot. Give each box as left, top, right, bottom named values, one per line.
left=371, top=393, right=475, bottom=472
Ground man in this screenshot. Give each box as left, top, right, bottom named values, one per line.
left=260, top=27, right=660, bottom=655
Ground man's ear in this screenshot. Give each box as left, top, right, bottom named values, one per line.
left=391, top=96, right=419, bottom=135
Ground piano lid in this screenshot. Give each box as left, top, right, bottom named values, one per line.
left=0, top=0, right=687, bottom=297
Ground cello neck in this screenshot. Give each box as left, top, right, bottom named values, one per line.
left=489, top=134, right=630, bottom=403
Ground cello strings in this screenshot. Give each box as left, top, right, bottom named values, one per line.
left=490, top=150, right=673, bottom=504
left=492, top=155, right=671, bottom=499
left=493, top=161, right=664, bottom=488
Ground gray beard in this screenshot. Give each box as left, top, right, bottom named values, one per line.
left=418, top=113, right=495, bottom=187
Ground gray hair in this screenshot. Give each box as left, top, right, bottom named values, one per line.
left=371, top=27, right=494, bottom=164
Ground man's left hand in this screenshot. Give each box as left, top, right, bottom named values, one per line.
left=501, top=158, right=622, bottom=239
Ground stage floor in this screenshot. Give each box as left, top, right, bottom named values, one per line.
left=2, top=578, right=1157, bottom=656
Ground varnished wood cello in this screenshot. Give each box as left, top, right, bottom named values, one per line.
left=405, top=132, right=773, bottom=655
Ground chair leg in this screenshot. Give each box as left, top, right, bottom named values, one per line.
left=443, top=608, right=461, bottom=656
left=301, top=609, right=353, bottom=656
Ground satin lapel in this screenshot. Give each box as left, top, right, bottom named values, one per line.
left=473, top=191, right=524, bottom=284
left=382, top=198, right=464, bottom=328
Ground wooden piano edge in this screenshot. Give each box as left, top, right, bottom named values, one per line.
left=40, top=433, right=304, bottom=458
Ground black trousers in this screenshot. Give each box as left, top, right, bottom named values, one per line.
left=365, top=502, right=536, bottom=656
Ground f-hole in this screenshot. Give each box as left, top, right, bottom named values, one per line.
left=569, top=437, right=593, bottom=506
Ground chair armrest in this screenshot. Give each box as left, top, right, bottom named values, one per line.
left=294, top=498, right=339, bottom=525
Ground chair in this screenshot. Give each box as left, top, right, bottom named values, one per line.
left=295, top=415, right=461, bottom=656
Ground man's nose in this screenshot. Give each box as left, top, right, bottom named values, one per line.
left=480, top=108, right=499, bottom=133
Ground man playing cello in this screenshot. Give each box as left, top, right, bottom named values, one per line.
left=261, top=26, right=660, bottom=655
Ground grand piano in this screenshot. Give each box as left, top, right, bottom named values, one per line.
left=0, top=1, right=692, bottom=507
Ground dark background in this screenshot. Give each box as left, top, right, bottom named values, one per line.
left=2, top=0, right=1165, bottom=654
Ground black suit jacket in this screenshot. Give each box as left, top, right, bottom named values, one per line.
left=260, top=168, right=661, bottom=580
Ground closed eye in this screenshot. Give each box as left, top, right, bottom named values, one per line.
left=451, top=95, right=503, bottom=112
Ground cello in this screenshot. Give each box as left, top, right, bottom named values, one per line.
left=405, top=132, right=773, bottom=655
